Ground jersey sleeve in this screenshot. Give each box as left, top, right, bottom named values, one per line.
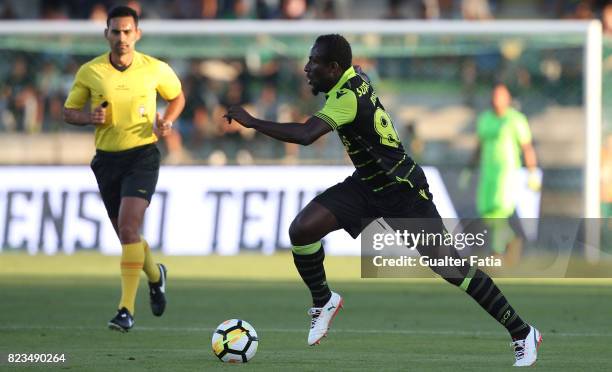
left=64, top=66, right=90, bottom=110
left=156, top=62, right=182, bottom=101
left=512, top=112, right=532, bottom=145
left=314, top=89, right=357, bottom=130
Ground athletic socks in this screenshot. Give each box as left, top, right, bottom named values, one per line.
left=460, top=268, right=530, bottom=340
left=142, top=238, right=161, bottom=283
left=292, top=241, right=332, bottom=307
left=119, top=240, right=145, bottom=314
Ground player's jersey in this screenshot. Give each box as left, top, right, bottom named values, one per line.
left=475, top=107, right=532, bottom=217
left=64, top=51, right=182, bottom=152
left=314, top=66, right=417, bottom=193
left=477, top=108, right=531, bottom=174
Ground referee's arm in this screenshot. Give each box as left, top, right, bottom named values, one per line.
left=159, top=91, right=185, bottom=125
left=63, top=102, right=107, bottom=126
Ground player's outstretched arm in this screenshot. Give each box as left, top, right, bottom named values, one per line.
left=225, top=105, right=331, bottom=146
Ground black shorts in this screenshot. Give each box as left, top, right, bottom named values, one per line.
left=90, top=143, right=160, bottom=218
left=312, top=166, right=443, bottom=238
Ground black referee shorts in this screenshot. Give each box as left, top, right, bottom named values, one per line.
left=312, top=166, right=444, bottom=238
left=90, top=143, right=160, bottom=218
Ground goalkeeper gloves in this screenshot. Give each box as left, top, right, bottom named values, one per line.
left=527, top=169, right=541, bottom=192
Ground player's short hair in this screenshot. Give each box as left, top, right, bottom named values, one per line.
left=107, top=6, right=139, bottom=27
left=315, top=34, right=352, bottom=70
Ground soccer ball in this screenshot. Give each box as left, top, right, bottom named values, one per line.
left=211, top=319, right=258, bottom=363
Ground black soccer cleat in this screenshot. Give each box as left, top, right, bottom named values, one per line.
left=148, top=263, right=167, bottom=317
left=108, top=307, right=134, bottom=333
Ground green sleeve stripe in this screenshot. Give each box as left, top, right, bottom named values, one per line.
left=373, top=181, right=398, bottom=192
left=387, top=155, right=407, bottom=175
left=361, top=170, right=385, bottom=181
left=292, top=241, right=322, bottom=255
left=350, top=145, right=372, bottom=155
left=402, top=164, right=416, bottom=178
left=314, top=112, right=337, bottom=130
left=355, top=158, right=376, bottom=168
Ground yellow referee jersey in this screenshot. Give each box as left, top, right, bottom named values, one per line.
left=64, top=51, right=182, bottom=151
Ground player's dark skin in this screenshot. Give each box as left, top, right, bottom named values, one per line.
left=225, top=43, right=343, bottom=246
left=227, top=45, right=464, bottom=276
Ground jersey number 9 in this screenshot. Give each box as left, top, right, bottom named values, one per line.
left=374, top=108, right=400, bottom=148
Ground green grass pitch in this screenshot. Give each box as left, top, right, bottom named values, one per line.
left=1, top=253, right=611, bottom=371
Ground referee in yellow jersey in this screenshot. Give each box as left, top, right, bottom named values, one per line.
left=63, top=6, right=185, bottom=332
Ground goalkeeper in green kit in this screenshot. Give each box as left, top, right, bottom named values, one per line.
left=463, top=83, right=540, bottom=263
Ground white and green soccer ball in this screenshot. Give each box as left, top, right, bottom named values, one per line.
left=212, top=319, right=258, bottom=363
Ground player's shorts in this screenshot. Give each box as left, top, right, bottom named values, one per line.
left=312, top=166, right=443, bottom=238
left=314, top=167, right=469, bottom=280
left=90, top=143, right=160, bottom=218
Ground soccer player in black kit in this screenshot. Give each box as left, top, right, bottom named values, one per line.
left=225, top=34, right=541, bottom=367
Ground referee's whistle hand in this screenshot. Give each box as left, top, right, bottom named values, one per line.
left=155, top=112, right=173, bottom=137
left=90, top=102, right=107, bottom=125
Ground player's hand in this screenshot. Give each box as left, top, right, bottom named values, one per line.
left=224, top=106, right=254, bottom=128
left=527, top=169, right=541, bottom=192
left=155, top=112, right=173, bottom=137
left=90, top=101, right=107, bottom=125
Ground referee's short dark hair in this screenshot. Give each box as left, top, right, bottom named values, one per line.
left=315, top=34, right=352, bottom=71
left=107, top=6, right=139, bottom=27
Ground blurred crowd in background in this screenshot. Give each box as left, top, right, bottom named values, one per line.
left=1, top=0, right=612, bottom=168
left=2, top=0, right=612, bottom=21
